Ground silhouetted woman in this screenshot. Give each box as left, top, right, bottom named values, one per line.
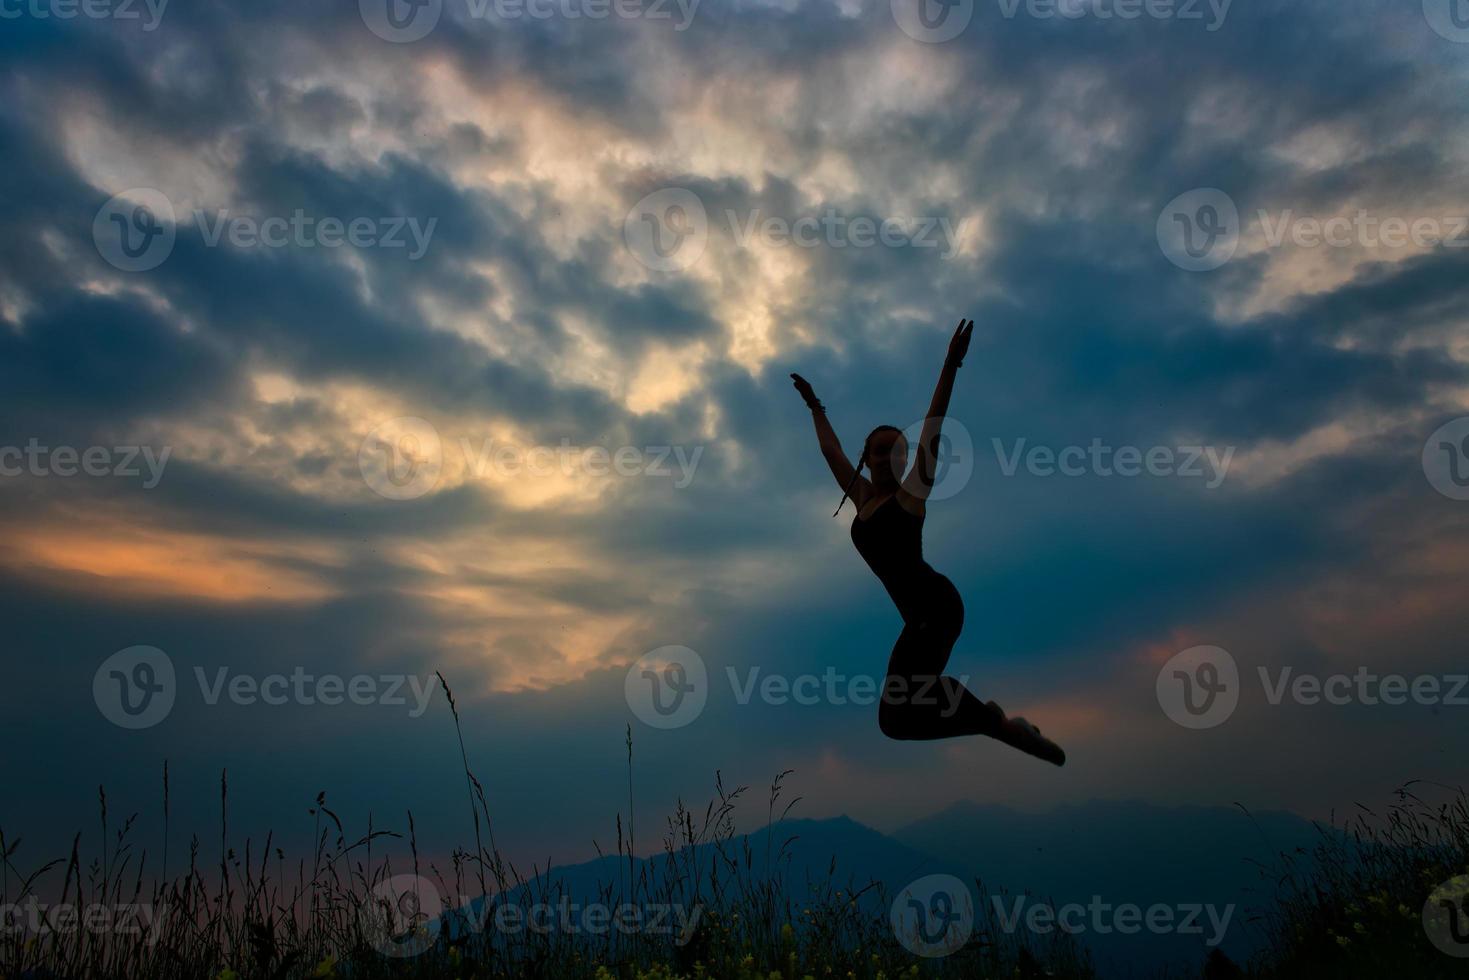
left=791, top=319, right=1065, bottom=765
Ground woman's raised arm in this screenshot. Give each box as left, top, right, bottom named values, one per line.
left=904, top=318, right=972, bottom=500
left=791, top=372, right=870, bottom=505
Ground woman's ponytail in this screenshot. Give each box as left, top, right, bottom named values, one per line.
left=833, top=441, right=870, bottom=517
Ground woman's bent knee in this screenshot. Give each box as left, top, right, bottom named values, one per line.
left=877, top=695, right=923, bottom=740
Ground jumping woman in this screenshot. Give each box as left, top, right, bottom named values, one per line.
left=791, top=318, right=1066, bottom=766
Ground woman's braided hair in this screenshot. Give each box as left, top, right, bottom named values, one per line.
left=834, top=424, right=905, bottom=517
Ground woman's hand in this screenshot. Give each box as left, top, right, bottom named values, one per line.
left=945, top=318, right=974, bottom=367
left=790, top=372, right=820, bottom=409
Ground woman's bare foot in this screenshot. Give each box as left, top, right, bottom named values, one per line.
left=1005, top=716, right=1066, bottom=766
left=984, top=701, right=1065, bottom=766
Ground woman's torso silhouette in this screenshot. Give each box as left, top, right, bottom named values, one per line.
left=850, top=492, right=960, bottom=626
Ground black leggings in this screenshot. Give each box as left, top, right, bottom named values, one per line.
left=877, top=574, right=1006, bottom=740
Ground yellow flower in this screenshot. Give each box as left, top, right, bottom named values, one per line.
left=309, top=955, right=337, bottom=978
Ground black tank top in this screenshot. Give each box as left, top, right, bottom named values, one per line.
left=850, top=494, right=939, bottom=618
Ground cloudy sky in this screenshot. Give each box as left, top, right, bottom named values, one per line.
left=2, top=0, right=1467, bottom=871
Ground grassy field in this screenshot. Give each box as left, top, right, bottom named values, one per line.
left=3, top=678, right=1464, bottom=979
